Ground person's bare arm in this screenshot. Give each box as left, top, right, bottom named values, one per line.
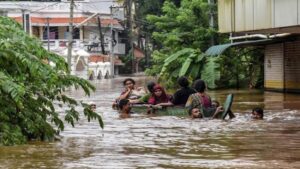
left=156, top=102, right=174, bottom=107
left=211, top=106, right=223, bottom=119
left=119, top=89, right=131, bottom=100
left=129, top=99, right=141, bottom=104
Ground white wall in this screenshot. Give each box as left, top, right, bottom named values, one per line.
left=218, top=0, right=300, bottom=33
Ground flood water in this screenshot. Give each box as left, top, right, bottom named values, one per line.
left=1, top=76, right=300, bottom=169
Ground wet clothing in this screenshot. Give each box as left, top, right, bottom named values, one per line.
left=120, top=88, right=146, bottom=100
left=148, top=94, right=171, bottom=105
left=172, top=87, right=196, bottom=106
left=148, top=85, right=170, bottom=105
left=185, top=93, right=216, bottom=117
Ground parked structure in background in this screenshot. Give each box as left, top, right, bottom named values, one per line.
left=0, top=0, right=126, bottom=79
left=207, top=0, right=300, bottom=93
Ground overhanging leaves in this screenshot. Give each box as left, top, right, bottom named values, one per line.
left=0, top=17, right=103, bottom=146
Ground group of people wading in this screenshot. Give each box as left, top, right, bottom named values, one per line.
left=115, top=77, right=264, bottom=120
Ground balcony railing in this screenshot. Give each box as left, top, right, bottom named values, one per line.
left=42, top=39, right=125, bottom=55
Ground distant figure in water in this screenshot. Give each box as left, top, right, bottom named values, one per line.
left=118, top=99, right=131, bottom=118
left=89, top=102, right=96, bottom=112
left=251, top=107, right=264, bottom=120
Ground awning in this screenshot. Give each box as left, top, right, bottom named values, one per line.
left=205, top=39, right=275, bottom=56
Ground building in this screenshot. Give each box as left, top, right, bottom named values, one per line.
left=0, top=0, right=126, bottom=78
left=207, top=0, right=300, bottom=93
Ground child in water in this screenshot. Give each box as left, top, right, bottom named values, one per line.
left=251, top=107, right=264, bottom=119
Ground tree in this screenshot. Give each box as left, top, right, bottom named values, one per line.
left=145, top=0, right=219, bottom=88
left=0, top=17, right=103, bottom=146
left=145, top=0, right=264, bottom=89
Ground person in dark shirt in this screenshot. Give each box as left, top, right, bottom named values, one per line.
left=172, top=76, right=196, bottom=106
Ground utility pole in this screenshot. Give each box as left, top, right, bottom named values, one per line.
left=46, top=17, right=50, bottom=51
left=110, top=6, right=115, bottom=78
left=67, top=0, right=74, bottom=72
left=97, top=16, right=106, bottom=55
left=124, top=0, right=134, bottom=73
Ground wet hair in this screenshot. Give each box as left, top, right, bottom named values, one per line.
left=252, top=107, right=264, bottom=118
left=177, top=76, right=189, bottom=88
left=147, top=81, right=156, bottom=93
left=118, top=99, right=129, bottom=110
left=123, top=78, right=135, bottom=86
left=193, top=79, right=206, bottom=93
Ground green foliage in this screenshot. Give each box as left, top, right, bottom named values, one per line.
left=146, top=0, right=213, bottom=52
left=201, top=57, right=220, bottom=89
left=145, top=0, right=219, bottom=88
left=0, top=17, right=103, bottom=146
left=217, top=48, right=264, bottom=89
left=155, top=48, right=220, bottom=89
left=145, top=0, right=264, bottom=89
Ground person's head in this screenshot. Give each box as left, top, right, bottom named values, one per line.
left=193, top=79, right=206, bottom=93
left=147, top=81, right=156, bottom=93
left=89, top=102, right=96, bottom=111
left=212, top=100, right=220, bottom=108
left=251, top=107, right=264, bottom=119
left=177, top=76, right=189, bottom=88
left=118, top=99, right=131, bottom=113
left=123, top=78, right=135, bottom=89
left=191, top=108, right=202, bottom=118
left=153, top=85, right=165, bottom=97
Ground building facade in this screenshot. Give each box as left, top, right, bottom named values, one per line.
left=216, top=0, right=300, bottom=92
left=0, top=0, right=125, bottom=78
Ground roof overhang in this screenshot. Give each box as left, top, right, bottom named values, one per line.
left=205, top=38, right=292, bottom=56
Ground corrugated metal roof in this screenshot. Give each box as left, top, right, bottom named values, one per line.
left=205, top=39, right=274, bottom=56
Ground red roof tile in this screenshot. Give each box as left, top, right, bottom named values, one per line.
left=89, top=55, right=123, bottom=65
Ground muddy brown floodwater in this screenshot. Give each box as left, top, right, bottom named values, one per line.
left=0, top=76, right=300, bottom=169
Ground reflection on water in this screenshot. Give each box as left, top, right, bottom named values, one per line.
left=1, top=76, right=300, bottom=169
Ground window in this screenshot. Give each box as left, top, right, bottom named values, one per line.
left=43, top=27, right=59, bottom=40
